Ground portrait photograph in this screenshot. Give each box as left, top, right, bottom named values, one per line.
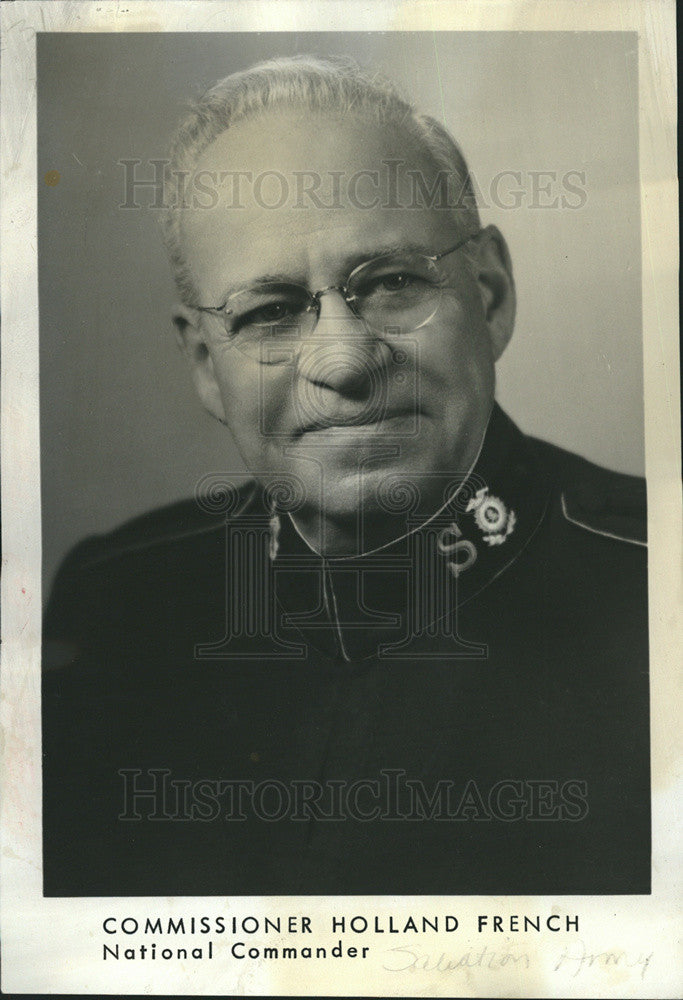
left=1, top=3, right=679, bottom=998
left=38, top=27, right=649, bottom=898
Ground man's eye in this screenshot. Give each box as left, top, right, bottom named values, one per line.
left=235, top=301, right=298, bottom=330
left=379, top=272, right=413, bottom=292
left=359, top=270, right=431, bottom=297
left=364, top=271, right=415, bottom=295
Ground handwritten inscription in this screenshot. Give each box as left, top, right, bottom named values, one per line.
left=554, top=941, right=653, bottom=980
left=383, top=942, right=654, bottom=981
left=383, top=944, right=530, bottom=973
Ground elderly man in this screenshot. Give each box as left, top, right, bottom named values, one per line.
left=42, top=56, right=649, bottom=896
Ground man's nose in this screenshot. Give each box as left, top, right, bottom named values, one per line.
left=297, top=290, right=386, bottom=397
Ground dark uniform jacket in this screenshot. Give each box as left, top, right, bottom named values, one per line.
left=42, top=405, right=650, bottom=896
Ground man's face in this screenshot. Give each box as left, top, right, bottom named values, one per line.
left=177, top=109, right=514, bottom=550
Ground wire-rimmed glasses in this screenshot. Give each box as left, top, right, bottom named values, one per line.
left=195, top=230, right=479, bottom=365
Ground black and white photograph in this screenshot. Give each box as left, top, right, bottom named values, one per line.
left=1, top=2, right=679, bottom=997
left=39, top=28, right=651, bottom=899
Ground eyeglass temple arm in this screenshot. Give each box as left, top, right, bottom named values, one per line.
left=196, top=303, right=235, bottom=316
left=430, top=229, right=481, bottom=263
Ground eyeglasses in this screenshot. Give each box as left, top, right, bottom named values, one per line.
left=195, top=230, right=479, bottom=365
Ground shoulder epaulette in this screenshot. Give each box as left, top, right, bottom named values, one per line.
left=66, top=479, right=260, bottom=571
left=561, top=467, right=647, bottom=547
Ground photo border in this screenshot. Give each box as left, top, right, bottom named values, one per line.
left=1, top=2, right=679, bottom=997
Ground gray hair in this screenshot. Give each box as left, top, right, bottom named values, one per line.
left=161, top=54, right=480, bottom=304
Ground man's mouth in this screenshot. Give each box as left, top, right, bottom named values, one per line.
left=296, top=410, right=417, bottom=436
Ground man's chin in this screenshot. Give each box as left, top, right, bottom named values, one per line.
left=301, top=465, right=434, bottom=536
left=274, top=458, right=462, bottom=556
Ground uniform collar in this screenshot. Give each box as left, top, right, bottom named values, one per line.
left=270, top=404, right=551, bottom=662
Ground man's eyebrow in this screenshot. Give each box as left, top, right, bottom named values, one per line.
left=214, top=274, right=306, bottom=304
left=341, top=242, right=435, bottom=271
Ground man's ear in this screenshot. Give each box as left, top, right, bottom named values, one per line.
left=474, top=225, right=516, bottom=362
left=172, top=304, right=226, bottom=423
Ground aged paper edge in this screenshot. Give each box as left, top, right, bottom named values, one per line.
left=1, top=2, right=680, bottom=997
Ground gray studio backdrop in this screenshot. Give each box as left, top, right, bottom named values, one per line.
left=38, top=31, right=642, bottom=600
